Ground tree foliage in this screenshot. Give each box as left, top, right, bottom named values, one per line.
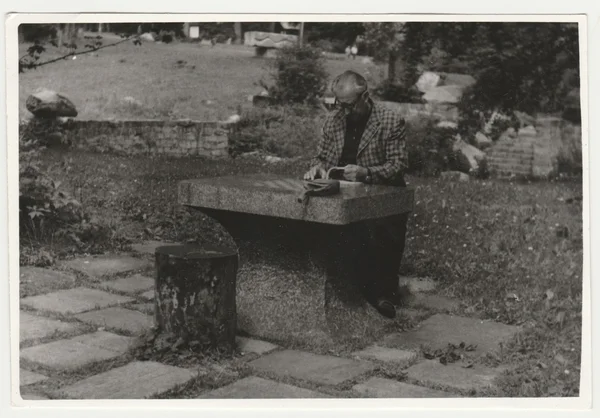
left=363, top=22, right=405, bottom=81
left=261, top=44, right=328, bottom=105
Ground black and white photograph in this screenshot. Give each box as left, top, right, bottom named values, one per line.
left=7, top=12, right=590, bottom=407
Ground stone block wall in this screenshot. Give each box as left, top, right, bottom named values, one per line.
left=61, top=119, right=231, bottom=158
left=487, top=139, right=536, bottom=177
left=487, top=116, right=581, bottom=178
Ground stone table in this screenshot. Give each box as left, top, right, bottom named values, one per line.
left=178, top=174, right=414, bottom=348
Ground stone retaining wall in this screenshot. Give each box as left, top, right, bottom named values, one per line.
left=61, top=119, right=231, bottom=158
left=486, top=117, right=582, bottom=178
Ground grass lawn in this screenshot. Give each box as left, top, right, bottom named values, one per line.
left=19, top=39, right=380, bottom=121
left=24, top=149, right=583, bottom=398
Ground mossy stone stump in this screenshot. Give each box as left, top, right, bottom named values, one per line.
left=154, top=244, right=238, bottom=352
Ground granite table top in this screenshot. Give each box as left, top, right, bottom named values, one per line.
left=178, top=174, right=414, bottom=225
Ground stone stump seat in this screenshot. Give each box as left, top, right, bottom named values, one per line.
left=153, top=244, right=238, bottom=352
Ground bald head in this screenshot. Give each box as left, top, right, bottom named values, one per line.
left=331, top=71, right=368, bottom=102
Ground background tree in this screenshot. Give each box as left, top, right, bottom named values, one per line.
left=363, top=22, right=405, bottom=83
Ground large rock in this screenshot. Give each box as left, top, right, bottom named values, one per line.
left=440, top=171, right=469, bottom=182
left=26, top=89, right=77, bottom=118
left=474, top=132, right=493, bottom=150
left=140, top=33, right=155, bottom=42
left=416, top=71, right=442, bottom=93
left=514, top=110, right=536, bottom=128
left=440, top=72, right=476, bottom=88
left=452, top=138, right=486, bottom=172
left=423, top=85, right=464, bottom=104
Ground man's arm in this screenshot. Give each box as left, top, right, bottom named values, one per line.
left=365, top=117, right=408, bottom=184
left=309, top=121, right=335, bottom=171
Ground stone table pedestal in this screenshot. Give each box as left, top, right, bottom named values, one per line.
left=178, top=174, right=414, bottom=349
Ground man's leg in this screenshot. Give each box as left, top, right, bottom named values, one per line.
left=365, top=213, right=409, bottom=312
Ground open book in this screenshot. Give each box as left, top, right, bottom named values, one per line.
left=325, top=167, right=362, bottom=186
left=325, top=167, right=346, bottom=180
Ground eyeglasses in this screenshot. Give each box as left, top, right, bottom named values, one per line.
left=334, top=91, right=368, bottom=110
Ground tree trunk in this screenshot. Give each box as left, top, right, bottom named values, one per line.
left=154, top=244, right=238, bottom=353
left=387, top=52, right=397, bottom=83
left=233, top=22, right=242, bottom=44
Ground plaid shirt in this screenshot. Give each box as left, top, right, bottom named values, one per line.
left=311, top=100, right=408, bottom=185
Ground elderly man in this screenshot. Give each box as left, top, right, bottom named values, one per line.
left=304, top=70, right=409, bottom=319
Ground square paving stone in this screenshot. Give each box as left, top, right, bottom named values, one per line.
left=130, top=303, right=155, bottom=315
left=352, top=345, right=417, bottom=366
left=21, top=393, right=50, bottom=400
left=140, top=290, right=155, bottom=300
left=199, top=376, right=331, bottom=399
left=382, top=314, right=520, bottom=355
left=20, top=331, right=133, bottom=370
left=410, top=294, right=460, bottom=312
left=398, top=276, right=437, bottom=293
left=353, top=377, right=455, bottom=398
left=405, top=360, right=502, bottom=392
left=131, top=241, right=174, bottom=256
left=59, top=361, right=195, bottom=399
left=60, top=255, right=151, bottom=278
left=20, top=267, right=77, bottom=297
left=20, top=369, right=49, bottom=386
left=249, top=350, right=376, bottom=386
left=21, top=287, right=134, bottom=315
left=75, top=307, right=154, bottom=334
left=20, top=311, right=80, bottom=342
left=236, top=336, right=278, bottom=355
left=100, top=274, right=154, bottom=294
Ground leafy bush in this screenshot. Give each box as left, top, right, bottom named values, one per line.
left=19, top=122, right=129, bottom=263
left=19, top=123, right=83, bottom=239
left=404, top=116, right=456, bottom=176
left=312, top=38, right=346, bottom=54
left=158, top=30, right=175, bottom=44
left=556, top=122, right=582, bottom=176
left=372, top=80, right=425, bottom=104
left=19, top=24, right=58, bottom=43
left=261, top=45, right=329, bottom=105
left=228, top=105, right=323, bottom=158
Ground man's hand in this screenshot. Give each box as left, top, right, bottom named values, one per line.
left=304, top=165, right=327, bottom=180
left=343, top=165, right=368, bottom=182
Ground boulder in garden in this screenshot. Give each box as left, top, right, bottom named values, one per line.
left=452, top=138, right=486, bottom=173
left=514, top=110, right=536, bottom=128
left=440, top=171, right=470, bottom=182
left=437, top=121, right=458, bottom=130
left=423, top=85, right=464, bottom=104
left=26, top=89, right=77, bottom=118
left=140, top=33, right=155, bottom=42
left=518, top=126, right=537, bottom=137
left=416, top=71, right=441, bottom=93
left=474, top=132, right=493, bottom=150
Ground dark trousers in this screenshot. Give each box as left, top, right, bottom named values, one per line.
left=351, top=213, right=409, bottom=304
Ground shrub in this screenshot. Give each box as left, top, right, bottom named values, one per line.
left=372, top=80, right=425, bottom=104
left=228, top=105, right=323, bottom=158
left=556, top=122, right=583, bottom=176
left=19, top=122, right=128, bottom=261
left=261, top=45, right=329, bottom=105
left=19, top=24, right=58, bottom=43
left=312, top=39, right=346, bottom=54
left=404, top=116, right=456, bottom=176
left=158, top=31, right=175, bottom=44
left=19, top=123, right=83, bottom=240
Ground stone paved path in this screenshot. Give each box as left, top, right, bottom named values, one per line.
left=18, top=247, right=520, bottom=400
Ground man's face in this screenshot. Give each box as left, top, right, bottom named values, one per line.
left=335, top=90, right=370, bottom=119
